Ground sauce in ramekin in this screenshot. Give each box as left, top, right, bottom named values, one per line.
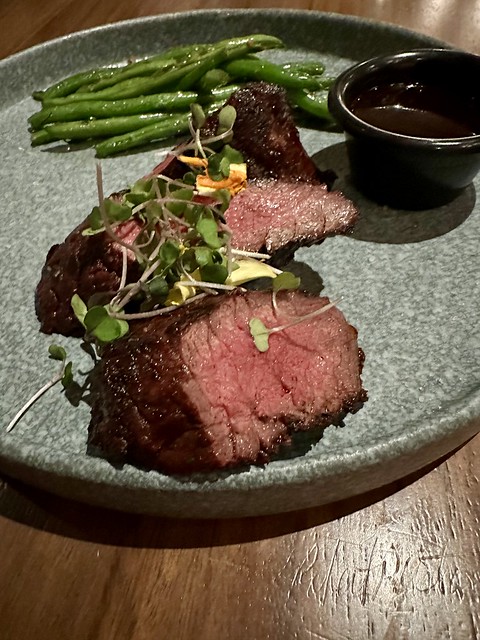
left=350, top=82, right=479, bottom=138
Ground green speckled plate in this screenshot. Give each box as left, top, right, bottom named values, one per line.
left=1, top=10, right=479, bottom=518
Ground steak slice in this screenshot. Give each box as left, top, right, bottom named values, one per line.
left=226, top=179, right=358, bottom=263
left=35, top=217, right=141, bottom=336
left=88, top=290, right=366, bottom=474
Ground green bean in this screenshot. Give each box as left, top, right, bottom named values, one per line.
left=34, top=43, right=211, bottom=101
left=74, top=57, right=178, bottom=94
left=207, top=84, right=241, bottom=102
left=222, top=57, right=322, bottom=90
left=161, top=43, right=211, bottom=59
left=94, top=113, right=192, bottom=157
left=288, top=89, right=332, bottom=120
left=312, top=76, right=336, bottom=90
left=281, top=61, right=326, bottom=76
left=196, top=69, right=231, bottom=92
left=28, top=91, right=198, bottom=129
left=30, top=128, right=57, bottom=146
left=76, top=44, right=212, bottom=93
left=40, top=61, right=201, bottom=104
left=34, top=113, right=176, bottom=145
left=40, top=56, right=215, bottom=104
left=33, top=68, right=124, bottom=101
left=39, top=35, right=283, bottom=105
left=94, top=99, right=224, bottom=157
left=176, top=35, right=283, bottom=90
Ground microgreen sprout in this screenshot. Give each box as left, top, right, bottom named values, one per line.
left=180, top=103, right=237, bottom=157
left=6, top=345, right=73, bottom=433
left=272, top=271, right=301, bottom=314
left=249, top=299, right=339, bottom=353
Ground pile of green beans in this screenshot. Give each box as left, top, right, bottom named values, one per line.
left=28, top=34, right=334, bottom=158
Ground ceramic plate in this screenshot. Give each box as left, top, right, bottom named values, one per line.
left=1, top=10, right=479, bottom=518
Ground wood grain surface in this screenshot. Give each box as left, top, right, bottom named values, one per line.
left=1, top=2, right=480, bottom=639
left=1, top=0, right=480, bottom=56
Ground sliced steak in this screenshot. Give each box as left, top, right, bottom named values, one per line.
left=35, top=218, right=141, bottom=336
left=88, top=290, right=366, bottom=474
left=215, top=82, right=358, bottom=261
left=227, top=179, right=358, bottom=263
left=35, top=82, right=358, bottom=337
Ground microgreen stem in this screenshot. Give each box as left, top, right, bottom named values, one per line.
left=108, top=292, right=209, bottom=320
left=95, top=163, right=143, bottom=261
left=249, top=298, right=342, bottom=353
left=270, top=299, right=339, bottom=334
left=176, top=279, right=237, bottom=291
left=96, top=160, right=105, bottom=202
left=133, top=229, right=156, bottom=250
left=272, top=291, right=279, bottom=315
left=161, top=174, right=197, bottom=189
left=118, top=245, right=128, bottom=291
left=113, top=254, right=163, bottom=311
left=6, top=364, right=65, bottom=433
left=109, top=306, right=178, bottom=320
left=196, top=128, right=207, bottom=159
left=163, top=209, right=193, bottom=228
left=179, top=129, right=235, bottom=155
left=230, top=248, right=272, bottom=260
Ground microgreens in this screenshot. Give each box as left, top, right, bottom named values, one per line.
left=84, top=305, right=130, bottom=343
left=6, top=344, right=74, bottom=433
left=70, top=103, right=285, bottom=345
left=85, top=198, right=132, bottom=234
left=249, top=299, right=339, bottom=353
left=207, top=144, right=244, bottom=181
left=272, top=271, right=301, bottom=313
left=250, top=270, right=303, bottom=352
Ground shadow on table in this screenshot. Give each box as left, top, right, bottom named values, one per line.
left=0, top=441, right=471, bottom=549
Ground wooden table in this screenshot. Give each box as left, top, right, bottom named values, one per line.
left=1, top=2, right=479, bottom=639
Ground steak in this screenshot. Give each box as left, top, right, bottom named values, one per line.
left=88, top=290, right=366, bottom=474
left=35, top=217, right=141, bottom=336
left=35, top=82, right=358, bottom=336
left=225, top=178, right=358, bottom=264
left=213, top=82, right=358, bottom=261
left=209, top=81, right=335, bottom=185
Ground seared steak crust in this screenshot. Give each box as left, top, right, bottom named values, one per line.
left=214, top=82, right=335, bottom=185
left=88, top=290, right=366, bottom=474
left=35, top=217, right=141, bottom=336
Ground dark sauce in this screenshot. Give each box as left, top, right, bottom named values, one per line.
left=350, top=82, right=480, bottom=139
left=353, top=105, right=476, bottom=138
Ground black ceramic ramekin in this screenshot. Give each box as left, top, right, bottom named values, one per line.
left=328, top=49, right=480, bottom=209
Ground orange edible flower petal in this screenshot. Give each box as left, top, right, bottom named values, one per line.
left=197, top=168, right=247, bottom=195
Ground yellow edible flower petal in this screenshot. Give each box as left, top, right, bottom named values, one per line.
left=226, top=259, right=278, bottom=286
left=165, top=282, right=194, bottom=306
left=165, top=268, right=203, bottom=306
